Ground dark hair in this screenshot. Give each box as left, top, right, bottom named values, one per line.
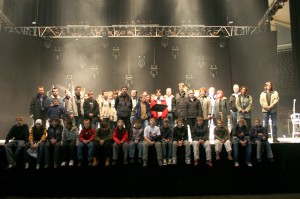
left=100, top=121, right=109, bottom=128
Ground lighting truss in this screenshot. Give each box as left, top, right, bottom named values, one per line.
left=1, top=25, right=259, bottom=38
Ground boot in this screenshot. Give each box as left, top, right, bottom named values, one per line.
left=216, top=152, right=220, bottom=160
left=105, top=158, right=110, bottom=167
left=92, top=157, right=98, bottom=167
left=227, top=151, right=233, bottom=160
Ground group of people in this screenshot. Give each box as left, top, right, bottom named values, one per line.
left=3, top=81, right=279, bottom=169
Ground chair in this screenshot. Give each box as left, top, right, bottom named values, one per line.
left=290, top=113, right=300, bottom=139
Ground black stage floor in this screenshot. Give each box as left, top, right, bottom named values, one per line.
left=0, top=142, right=300, bottom=197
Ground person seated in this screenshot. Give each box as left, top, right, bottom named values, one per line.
left=24, top=119, right=47, bottom=170
left=77, top=119, right=95, bottom=167
left=172, top=118, right=191, bottom=165
left=4, top=115, right=29, bottom=169
left=214, top=119, right=233, bottom=161
left=112, top=120, right=129, bottom=165
left=142, top=117, right=163, bottom=167
left=129, top=120, right=144, bottom=164
left=44, top=118, right=63, bottom=169
left=249, top=118, right=274, bottom=163
left=93, top=121, right=113, bottom=167
left=160, top=118, right=173, bottom=165
left=191, top=117, right=212, bottom=167
left=232, top=118, right=252, bottom=167
left=61, top=120, right=78, bottom=167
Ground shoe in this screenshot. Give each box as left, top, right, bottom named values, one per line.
left=7, top=163, right=16, bottom=169
left=228, top=154, right=233, bottom=161
left=269, top=158, right=275, bottom=162
left=44, top=164, right=49, bottom=169
left=234, top=162, right=239, bottom=167
left=53, top=162, right=58, bottom=169
left=186, top=159, right=191, bottom=165
left=36, top=164, right=40, bottom=170
left=92, top=157, right=98, bottom=167
left=247, top=162, right=253, bottom=167
left=112, top=160, right=117, bottom=166
left=163, top=159, right=167, bottom=166
left=124, top=158, right=129, bottom=165
left=257, top=159, right=262, bottom=163
left=105, top=158, right=110, bottom=167
left=206, top=160, right=213, bottom=167
left=158, top=160, right=163, bottom=167
left=168, top=159, right=172, bottom=165
left=130, top=158, right=135, bottom=164
left=216, top=152, right=220, bottom=160
left=77, top=162, right=82, bottom=167
left=69, top=160, right=74, bottom=167
left=138, top=158, right=143, bottom=164
left=143, top=160, right=148, bottom=167
left=61, top=162, right=67, bottom=167
left=194, top=159, right=199, bottom=166
left=25, top=163, right=30, bottom=170
left=273, top=138, right=280, bottom=143
left=172, top=159, right=177, bottom=165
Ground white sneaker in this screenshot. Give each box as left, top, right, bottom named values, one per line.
left=247, top=162, right=253, bottom=167
left=163, top=159, right=167, bottom=166
left=36, top=164, right=40, bottom=170
left=69, top=160, right=74, bottom=167
left=61, top=162, right=66, bottom=167
left=172, top=159, right=177, bottom=165
left=234, top=162, right=239, bottom=167
left=186, top=159, right=191, bottom=165
left=25, top=163, right=29, bottom=169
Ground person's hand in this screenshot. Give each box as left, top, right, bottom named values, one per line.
left=134, top=140, right=139, bottom=144
left=30, top=114, right=34, bottom=119
left=70, top=113, right=74, bottom=119
left=199, top=140, right=204, bottom=145
left=221, top=139, right=225, bottom=144
left=100, top=140, right=105, bottom=145
left=178, top=140, right=183, bottom=147
left=258, top=133, right=264, bottom=136
left=51, top=139, right=57, bottom=144
left=150, top=141, right=155, bottom=146
left=89, top=113, right=93, bottom=117
left=262, top=136, right=267, bottom=140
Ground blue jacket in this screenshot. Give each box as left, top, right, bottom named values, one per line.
left=134, top=101, right=151, bottom=120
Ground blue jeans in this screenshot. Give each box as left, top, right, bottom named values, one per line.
left=77, top=141, right=94, bottom=163
left=162, top=140, right=172, bottom=160
left=255, top=139, right=274, bottom=159
left=5, top=140, right=25, bottom=164
left=75, top=115, right=84, bottom=129
left=141, top=119, right=149, bottom=129
left=232, top=138, right=252, bottom=163
left=129, top=141, right=143, bottom=158
left=168, top=113, right=174, bottom=127
left=231, top=111, right=238, bottom=132
left=263, top=112, right=277, bottom=139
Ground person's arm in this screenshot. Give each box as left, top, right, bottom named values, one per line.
left=113, top=130, right=121, bottom=144
left=94, top=101, right=100, bottom=116
left=29, top=127, right=34, bottom=145
left=115, top=96, right=119, bottom=109
left=270, top=91, right=280, bottom=108
left=38, top=128, right=47, bottom=144
left=5, top=126, right=15, bottom=144
left=89, top=129, right=96, bottom=142
left=235, top=96, right=242, bottom=112
left=56, top=126, right=63, bottom=142
left=94, top=129, right=102, bottom=142
left=78, top=130, right=84, bottom=142
left=202, top=126, right=209, bottom=141
left=103, top=129, right=112, bottom=142
left=121, top=130, right=129, bottom=143
left=259, top=92, right=267, bottom=109
left=245, top=95, right=253, bottom=112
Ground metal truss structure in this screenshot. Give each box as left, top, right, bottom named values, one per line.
left=1, top=24, right=260, bottom=39
left=0, top=11, right=14, bottom=28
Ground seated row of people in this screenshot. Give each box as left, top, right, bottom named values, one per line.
left=4, top=115, right=274, bottom=169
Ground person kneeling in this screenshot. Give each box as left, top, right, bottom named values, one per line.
left=143, top=117, right=163, bottom=167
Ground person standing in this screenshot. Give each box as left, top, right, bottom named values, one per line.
left=130, top=90, right=138, bottom=126
left=236, top=86, right=253, bottom=128
left=164, top=88, right=175, bottom=127
left=198, top=87, right=212, bottom=127
left=83, top=91, right=100, bottom=129
left=150, top=89, right=168, bottom=127
left=173, top=83, right=188, bottom=126
left=4, top=115, right=29, bottom=169
left=214, top=90, right=229, bottom=127
left=134, top=95, right=151, bottom=128
left=186, top=89, right=202, bottom=129
left=74, top=86, right=85, bottom=129
left=228, top=84, right=240, bottom=132
left=30, top=86, right=51, bottom=127
left=259, top=81, right=280, bottom=142
left=115, top=86, right=133, bottom=132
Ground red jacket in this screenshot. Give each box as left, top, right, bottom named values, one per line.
left=113, top=127, right=129, bottom=144
left=79, top=128, right=95, bottom=142
left=150, top=98, right=168, bottom=119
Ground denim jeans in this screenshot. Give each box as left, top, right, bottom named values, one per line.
left=168, top=113, right=174, bottom=128
left=231, top=111, right=238, bottom=129
left=5, top=140, right=25, bottom=164
left=143, top=141, right=162, bottom=161
left=129, top=140, right=143, bottom=158
left=263, top=112, right=277, bottom=139
left=45, top=141, right=61, bottom=165
left=255, top=139, right=274, bottom=159
left=61, top=140, right=76, bottom=162
left=161, top=140, right=173, bottom=160
left=112, top=142, right=129, bottom=160
left=141, top=119, right=149, bottom=129
left=24, top=141, right=45, bottom=165
left=232, top=138, right=252, bottom=163
left=77, top=141, right=94, bottom=163
left=75, top=115, right=84, bottom=129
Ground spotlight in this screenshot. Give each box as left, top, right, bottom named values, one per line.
left=161, top=35, right=169, bottom=48
left=210, top=64, right=218, bottom=78
left=101, top=35, right=109, bottom=48
left=185, top=75, right=193, bottom=88
left=79, top=54, right=87, bottom=69
left=125, top=74, right=133, bottom=88
left=137, top=56, right=146, bottom=69
left=150, top=64, right=159, bottom=78
left=43, top=38, right=52, bottom=49
left=90, top=64, right=99, bottom=78
left=112, top=46, right=120, bottom=60
left=219, top=37, right=227, bottom=48
left=53, top=46, right=62, bottom=60
left=65, top=74, right=73, bottom=88
left=197, top=55, right=205, bottom=69
left=171, top=46, right=180, bottom=59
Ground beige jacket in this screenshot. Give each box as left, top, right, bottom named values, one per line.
left=198, top=95, right=212, bottom=120
left=259, top=91, right=279, bottom=113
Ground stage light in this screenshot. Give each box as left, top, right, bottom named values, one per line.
left=65, top=73, right=73, bottom=89
left=219, top=37, right=227, bottom=48
left=53, top=46, right=62, bottom=60
left=185, top=75, right=193, bottom=88
left=161, top=35, right=169, bottom=48
left=90, top=64, right=99, bottom=78
left=171, top=46, right=180, bottom=59
left=112, top=46, right=120, bottom=60
left=101, top=35, right=109, bottom=48
left=43, top=38, right=51, bottom=49
left=137, top=56, right=146, bottom=69
left=79, top=54, right=87, bottom=69
left=150, top=64, right=159, bottom=78
left=197, top=55, right=205, bottom=69
left=125, top=74, right=133, bottom=88
left=210, top=64, right=218, bottom=78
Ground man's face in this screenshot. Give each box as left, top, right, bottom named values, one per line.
left=189, top=92, right=195, bottom=98
left=149, top=119, right=156, bottom=126
left=64, top=121, right=71, bottom=129
left=179, top=85, right=185, bottom=92
left=238, top=121, right=244, bottom=127
left=122, top=87, right=128, bottom=94
left=141, top=96, right=146, bottom=103
left=217, top=121, right=223, bottom=128
left=131, top=91, right=137, bottom=98
left=75, top=88, right=81, bottom=96
left=200, top=90, right=206, bottom=96
left=197, top=119, right=203, bottom=126
left=135, top=122, right=141, bottom=128
left=241, top=87, right=246, bottom=95
left=38, top=87, right=44, bottom=96
left=52, top=89, right=59, bottom=97
left=117, top=121, right=124, bottom=129
left=84, top=120, right=91, bottom=129
left=156, top=92, right=162, bottom=99
left=166, top=89, right=172, bottom=96
left=16, top=118, right=23, bottom=126
left=36, top=123, right=42, bottom=129
left=233, top=85, right=239, bottom=93
left=255, top=120, right=261, bottom=127
left=54, top=99, right=59, bottom=106
left=177, top=121, right=183, bottom=128
left=52, top=120, right=58, bottom=127
left=209, top=88, right=215, bottom=96
left=88, top=93, right=94, bottom=100
left=217, top=91, right=223, bottom=99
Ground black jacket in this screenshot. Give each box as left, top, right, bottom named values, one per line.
left=46, top=124, right=63, bottom=142
left=30, top=94, right=51, bottom=119
left=83, top=98, right=99, bottom=118
left=192, top=124, right=209, bottom=141
left=160, top=126, right=173, bottom=140
left=5, top=124, right=29, bottom=144
left=186, top=97, right=203, bottom=119
left=115, top=93, right=132, bottom=118
left=173, top=126, right=188, bottom=141
left=173, top=92, right=188, bottom=119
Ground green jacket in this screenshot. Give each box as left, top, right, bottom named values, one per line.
left=95, top=128, right=112, bottom=143
left=214, top=126, right=230, bottom=141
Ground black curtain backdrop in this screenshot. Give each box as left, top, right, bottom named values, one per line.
left=0, top=32, right=42, bottom=138
left=290, top=0, right=300, bottom=90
